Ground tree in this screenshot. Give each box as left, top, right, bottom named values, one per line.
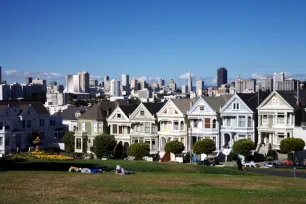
left=90, top=134, right=117, bottom=159
left=164, top=140, right=185, bottom=154
left=232, top=139, right=256, bottom=157
left=114, top=141, right=123, bottom=159
left=193, top=139, right=216, bottom=156
left=280, top=138, right=305, bottom=160
left=62, top=132, right=75, bottom=153
left=128, top=143, right=150, bottom=160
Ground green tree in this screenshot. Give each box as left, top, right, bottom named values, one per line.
left=280, top=138, right=305, bottom=160
left=90, top=134, right=117, bottom=159
left=114, top=141, right=124, bottom=159
left=128, top=143, right=150, bottom=160
left=164, top=140, right=185, bottom=154
left=62, top=132, right=75, bottom=153
left=193, top=138, right=216, bottom=156
left=232, top=139, right=256, bottom=156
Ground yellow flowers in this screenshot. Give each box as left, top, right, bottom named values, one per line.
left=11, top=152, right=74, bottom=161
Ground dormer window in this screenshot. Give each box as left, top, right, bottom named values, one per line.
left=199, top=106, right=204, bottom=111
left=233, top=103, right=239, bottom=110
left=117, top=113, right=121, bottom=119
left=140, top=111, right=144, bottom=116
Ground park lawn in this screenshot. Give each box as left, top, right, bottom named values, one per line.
left=0, top=171, right=306, bottom=204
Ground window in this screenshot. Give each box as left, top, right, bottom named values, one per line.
left=117, top=113, right=121, bottom=119
left=180, top=121, right=184, bottom=130
left=262, top=115, right=268, bottom=124
left=113, top=125, right=117, bottom=134
left=248, top=116, right=252, bottom=127
left=212, top=119, right=216, bottom=129
left=93, top=123, right=97, bottom=133
left=5, top=124, right=10, bottom=130
left=152, top=124, right=157, bottom=133
left=22, top=120, right=25, bottom=128
left=140, top=111, right=144, bottom=116
left=0, top=137, right=3, bottom=145
left=39, top=119, right=44, bottom=127
left=199, top=106, right=204, bottom=111
left=82, top=122, right=86, bottom=131
left=173, top=121, right=179, bottom=130
left=194, top=120, right=198, bottom=128
left=136, top=125, right=140, bottom=132
left=98, top=123, right=103, bottom=133
left=50, top=120, right=55, bottom=126
left=5, top=137, right=10, bottom=146
left=152, top=139, right=156, bottom=150
left=205, top=118, right=210, bottom=128
left=233, top=103, right=239, bottom=110
left=0, top=122, right=3, bottom=129
left=127, top=127, right=130, bottom=134
left=119, top=126, right=123, bottom=134
left=168, top=107, right=174, bottom=115
left=277, top=114, right=285, bottom=124
left=287, top=133, right=290, bottom=138
left=239, top=135, right=245, bottom=138
left=238, top=116, right=245, bottom=127
left=145, top=122, right=150, bottom=133
left=27, top=120, right=31, bottom=128
left=76, top=138, right=81, bottom=149
left=277, top=133, right=285, bottom=144
left=226, top=118, right=231, bottom=126
left=213, top=137, right=216, bottom=143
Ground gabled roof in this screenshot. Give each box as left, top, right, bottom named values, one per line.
left=78, top=103, right=104, bottom=120
left=237, top=91, right=270, bottom=111
left=119, top=104, right=138, bottom=117
left=278, top=90, right=306, bottom=111
left=52, top=106, right=87, bottom=120
left=203, top=95, right=233, bottom=112
left=171, top=98, right=197, bottom=114
left=0, top=100, right=49, bottom=115
left=143, top=102, right=165, bottom=116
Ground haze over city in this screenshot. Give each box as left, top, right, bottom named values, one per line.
left=1, top=0, right=306, bottom=85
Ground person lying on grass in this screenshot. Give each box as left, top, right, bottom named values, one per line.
left=68, top=166, right=104, bottom=173
left=115, top=165, right=136, bottom=175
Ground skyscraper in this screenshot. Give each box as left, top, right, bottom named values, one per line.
left=188, top=70, right=192, bottom=92
left=261, top=78, right=273, bottom=91
left=196, top=80, right=204, bottom=96
left=25, top=77, right=33, bottom=85
left=157, top=78, right=165, bottom=88
left=110, top=79, right=121, bottom=97
left=217, top=67, right=227, bottom=87
left=130, top=78, right=138, bottom=90
left=169, top=79, right=176, bottom=91
left=181, top=85, right=187, bottom=94
left=121, top=74, right=129, bottom=87
left=79, top=71, right=89, bottom=93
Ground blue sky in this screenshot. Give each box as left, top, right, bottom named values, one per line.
left=1, top=0, right=306, bottom=86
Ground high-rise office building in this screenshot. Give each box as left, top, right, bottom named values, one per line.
left=139, top=81, right=147, bottom=90
left=25, top=77, right=33, bottom=85
left=217, top=67, right=227, bottom=87
left=196, top=80, right=204, bottom=96
left=32, top=78, right=46, bottom=85
left=273, top=72, right=285, bottom=91
left=130, top=78, right=138, bottom=90
left=181, top=85, right=187, bottom=94
left=79, top=71, right=89, bottom=93
left=157, top=78, right=165, bottom=88
left=188, top=70, right=193, bottom=92
left=261, top=78, right=273, bottom=91
left=121, top=74, right=129, bottom=87
left=110, top=79, right=121, bottom=97
left=169, top=79, right=176, bottom=91
left=90, top=78, right=98, bottom=87
left=235, top=78, right=256, bottom=93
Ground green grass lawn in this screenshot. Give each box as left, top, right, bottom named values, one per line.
left=1, top=171, right=306, bottom=204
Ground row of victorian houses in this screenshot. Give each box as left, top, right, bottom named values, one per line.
left=68, top=90, right=306, bottom=159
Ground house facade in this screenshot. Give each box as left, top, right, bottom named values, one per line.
left=157, top=99, right=194, bottom=153
left=187, top=96, right=231, bottom=152
left=0, top=100, right=67, bottom=156
left=129, top=102, right=164, bottom=154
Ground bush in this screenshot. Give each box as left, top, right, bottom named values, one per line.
left=227, top=152, right=238, bottom=161
left=193, top=139, right=216, bottom=156
left=62, top=132, right=75, bottom=153
left=90, top=134, right=117, bottom=159
left=280, top=138, right=305, bottom=154
left=266, top=149, right=278, bottom=160
left=164, top=141, right=185, bottom=154
left=128, top=143, right=150, bottom=160
left=232, top=139, right=256, bottom=156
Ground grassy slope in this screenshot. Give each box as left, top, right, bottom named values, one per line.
left=1, top=171, right=306, bottom=204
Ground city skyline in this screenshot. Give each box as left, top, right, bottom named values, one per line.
left=1, top=0, right=306, bottom=85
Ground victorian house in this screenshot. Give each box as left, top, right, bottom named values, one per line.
left=157, top=99, right=196, bottom=154
left=187, top=95, right=232, bottom=152
left=257, top=91, right=306, bottom=154
left=220, top=92, right=269, bottom=150
left=129, top=102, right=164, bottom=154
left=0, top=100, right=67, bottom=156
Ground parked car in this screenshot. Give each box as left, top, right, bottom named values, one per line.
left=260, top=161, right=275, bottom=168
left=273, top=161, right=292, bottom=168
left=243, top=161, right=259, bottom=168
left=293, top=158, right=306, bottom=169
left=197, top=157, right=219, bottom=166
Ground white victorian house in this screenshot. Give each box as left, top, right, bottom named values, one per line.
left=157, top=99, right=195, bottom=154
left=129, top=102, right=164, bottom=154
left=257, top=91, right=300, bottom=153
left=187, top=96, right=232, bottom=152
left=106, top=104, right=137, bottom=154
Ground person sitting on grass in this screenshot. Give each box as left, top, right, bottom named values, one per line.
left=115, top=165, right=135, bottom=175
left=68, top=166, right=104, bottom=173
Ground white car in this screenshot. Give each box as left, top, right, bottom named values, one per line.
left=243, top=161, right=259, bottom=168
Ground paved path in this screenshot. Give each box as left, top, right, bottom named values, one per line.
left=246, top=168, right=306, bottom=178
